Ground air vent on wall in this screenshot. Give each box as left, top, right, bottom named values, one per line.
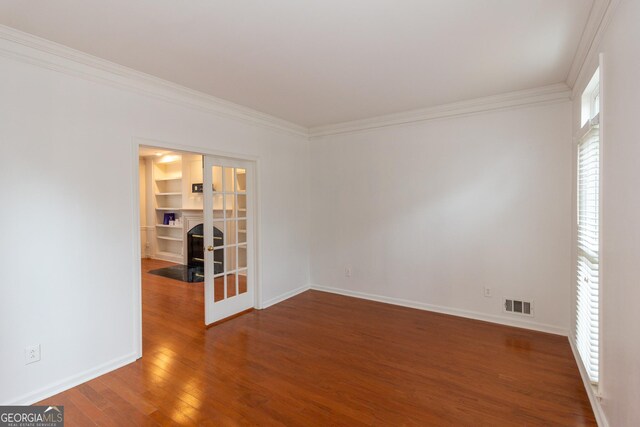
left=504, top=298, right=533, bottom=316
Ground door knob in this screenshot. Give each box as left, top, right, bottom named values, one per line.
left=206, top=245, right=214, bottom=252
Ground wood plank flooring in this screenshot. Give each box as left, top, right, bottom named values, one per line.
left=37, top=258, right=596, bottom=425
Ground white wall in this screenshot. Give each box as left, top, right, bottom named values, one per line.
left=571, top=1, right=640, bottom=425
left=310, top=102, right=573, bottom=333
left=0, top=53, right=309, bottom=404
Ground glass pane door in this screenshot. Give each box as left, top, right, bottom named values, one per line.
left=203, top=157, right=253, bottom=325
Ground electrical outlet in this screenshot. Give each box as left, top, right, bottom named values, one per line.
left=344, top=266, right=352, bottom=278
left=25, top=344, right=41, bottom=365
left=483, top=287, right=492, bottom=297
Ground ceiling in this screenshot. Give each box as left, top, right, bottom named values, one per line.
left=0, top=0, right=594, bottom=128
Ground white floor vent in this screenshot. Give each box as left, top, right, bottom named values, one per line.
left=504, top=298, right=534, bottom=316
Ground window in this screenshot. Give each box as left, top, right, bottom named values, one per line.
left=576, top=69, right=600, bottom=384
left=591, top=88, right=600, bottom=118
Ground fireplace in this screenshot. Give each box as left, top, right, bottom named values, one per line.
left=187, top=223, right=224, bottom=275
left=147, top=221, right=225, bottom=283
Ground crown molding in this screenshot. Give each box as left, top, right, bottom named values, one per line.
left=566, top=0, right=610, bottom=88
left=566, top=0, right=622, bottom=94
left=0, top=25, right=308, bottom=137
left=309, top=83, right=572, bottom=138
left=0, top=24, right=581, bottom=141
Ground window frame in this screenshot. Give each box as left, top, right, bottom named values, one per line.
left=575, top=67, right=602, bottom=388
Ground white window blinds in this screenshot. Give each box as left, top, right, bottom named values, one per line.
left=576, top=123, right=600, bottom=384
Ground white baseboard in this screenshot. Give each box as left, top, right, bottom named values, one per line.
left=261, top=285, right=310, bottom=309
left=310, top=284, right=568, bottom=336
left=6, top=352, right=138, bottom=406
left=568, top=336, right=608, bottom=427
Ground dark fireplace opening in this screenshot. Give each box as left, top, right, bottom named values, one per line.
left=148, top=223, right=224, bottom=283
left=187, top=223, right=224, bottom=274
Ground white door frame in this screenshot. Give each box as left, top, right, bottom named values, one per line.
left=130, top=137, right=262, bottom=358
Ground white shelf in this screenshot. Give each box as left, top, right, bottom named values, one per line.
left=155, top=192, right=182, bottom=196
left=155, top=177, right=182, bottom=181
left=157, top=236, right=183, bottom=242
left=156, top=207, right=182, bottom=210
left=156, top=224, right=183, bottom=229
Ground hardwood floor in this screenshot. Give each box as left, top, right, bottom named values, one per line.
left=37, top=258, right=596, bottom=426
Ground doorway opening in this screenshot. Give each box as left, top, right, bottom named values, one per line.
left=136, top=144, right=257, bottom=345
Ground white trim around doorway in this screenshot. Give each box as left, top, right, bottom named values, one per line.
left=130, top=137, right=262, bottom=359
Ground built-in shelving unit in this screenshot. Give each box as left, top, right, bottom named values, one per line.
left=152, top=155, right=184, bottom=263
left=142, top=151, right=225, bottom=265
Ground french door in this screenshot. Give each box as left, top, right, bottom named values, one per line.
left=203, top=155, right=255, bottom=325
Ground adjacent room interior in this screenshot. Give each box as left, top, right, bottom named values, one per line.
left=1, top=1, right=639, bottom=426
left=139, top=146, right=254, bottom=326
left=139, top=148, right=207, bottom=282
